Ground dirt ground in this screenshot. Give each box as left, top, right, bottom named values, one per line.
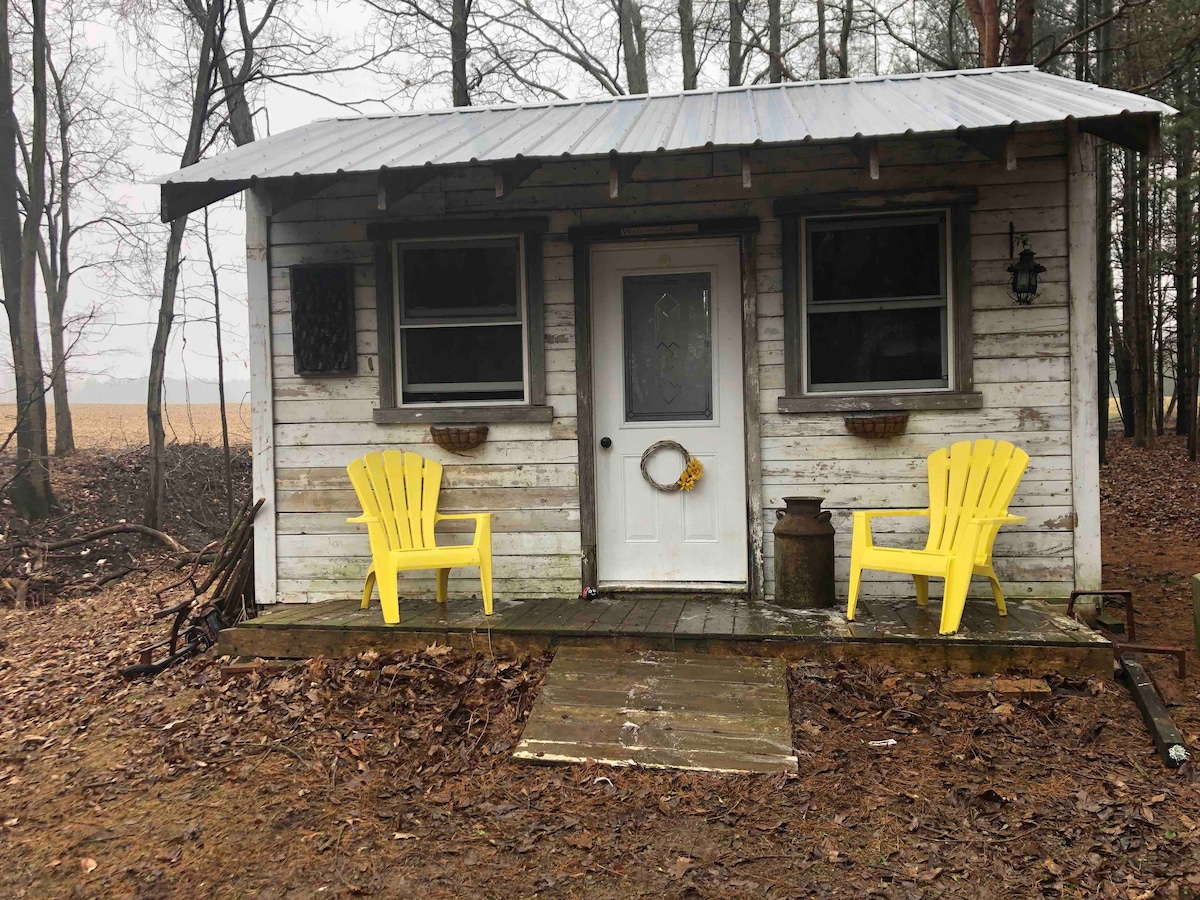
left=0, top=403, right=252, bottom=452
left=1, top=437, right=1199, bottom=899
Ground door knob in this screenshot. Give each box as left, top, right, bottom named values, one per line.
left=600, top=437, right=612, bottom=449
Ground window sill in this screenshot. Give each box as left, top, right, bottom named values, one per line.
left=777, top=392, right=983, bottom=413
left=373, top=405, right=554, bottom=424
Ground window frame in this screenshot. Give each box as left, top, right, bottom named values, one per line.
left=775, top=192, right=980, bottom=414
left=393, top=234, right=529, bottom=406
left=801, top=210, right=953, bottom=395
left=368, top=217, right=552, bottom=424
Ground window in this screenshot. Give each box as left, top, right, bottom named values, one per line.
left=394, top=236, right=527, bottom=404
left=804, top=212, right=949, bottom=393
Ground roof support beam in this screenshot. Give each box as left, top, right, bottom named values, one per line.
left=850, top=137, right=880, bottom=181
left=494, top=159, right=542, bottom=198
left=266, top=174, right=346, bottom=216
left=609, top=153, right=643, bottom=199
left=957, top=126, right=1017, bottom=170
left=739, top=148, right=752, bottom=190
left=1077, top=113, right=1161, bottom=156
left=159, top=179, right=249, bottom=222
left=377, top=168, right=437, bottom=212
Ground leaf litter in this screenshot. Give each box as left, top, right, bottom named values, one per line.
left=0, top=435, right=1197, bottom=898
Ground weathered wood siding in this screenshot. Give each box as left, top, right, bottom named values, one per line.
left=263, top=126, right=1090, bottom=603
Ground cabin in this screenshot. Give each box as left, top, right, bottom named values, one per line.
left=158, top=67, right=1172, bottom=671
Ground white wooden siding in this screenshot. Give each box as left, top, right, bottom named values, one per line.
left=264, top=127, right=1088, bottom=604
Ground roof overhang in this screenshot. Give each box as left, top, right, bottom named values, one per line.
left=156, top=68, right=1176, bottom=222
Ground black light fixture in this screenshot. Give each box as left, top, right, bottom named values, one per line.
left=1007, top=223, right=1045, bottom=306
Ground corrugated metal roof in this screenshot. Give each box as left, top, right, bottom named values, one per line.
left=157, top=67, right=1174, bottom=185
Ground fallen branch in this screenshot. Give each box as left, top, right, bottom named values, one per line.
left=3, top=523, right=190, bottom=555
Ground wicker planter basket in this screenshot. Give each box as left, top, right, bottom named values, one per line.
left=430, top=424, right=489, bottom=452
left=843, top=412, right=909, bottom=439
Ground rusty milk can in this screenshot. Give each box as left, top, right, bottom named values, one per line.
left=773, top=496, right=836, bottom=609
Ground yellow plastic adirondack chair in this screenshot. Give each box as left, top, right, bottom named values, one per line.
left=846, top=439, right=1030, bottom=635
left=346, top=450, right=493, bottom=625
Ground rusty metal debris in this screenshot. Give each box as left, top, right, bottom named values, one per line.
left=1068, top=589, right=1186, bottom=678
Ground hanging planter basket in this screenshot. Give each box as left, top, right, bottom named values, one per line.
left=430, top=424, right=489, bottom=452
left=843, top=412, right=909, bottom=439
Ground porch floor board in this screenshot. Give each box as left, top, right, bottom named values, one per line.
left=219, top=595, right=1112, bottom=677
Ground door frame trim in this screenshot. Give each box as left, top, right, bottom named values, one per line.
left=569, top=217, right=763, bottom=600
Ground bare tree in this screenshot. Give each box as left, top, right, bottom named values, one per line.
left=817, top=0, right=829, bottom=76
left=620, top=0, right=649, bottom=93
left=679, top=0, right=698, bottom=88
left=0, top=0, right=54, bottom=518
left=837, top=0, right=855, bottom=76
left=728, top=0, right=745, bottom=84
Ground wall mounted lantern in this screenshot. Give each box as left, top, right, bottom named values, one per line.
left=1007, top=223, right=1045, bottom=306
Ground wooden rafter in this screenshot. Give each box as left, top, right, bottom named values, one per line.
left=266, top=174, right=346, bottom=216
left=494, top=159, right=542, bottom=198
left=159, top=179, right=249, bottom=222
left=739, top=148, right=752, bottom=190
left=1077, top=113, right=1161, bottom=157
left=957, top=126, right=1017, bottom=170
left=376, top=168, right=438, bottom=212
left=608, top=153, right=643, bottom=199
left=850, top=137, right=880, bottom=181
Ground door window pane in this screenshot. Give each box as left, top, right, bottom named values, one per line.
left=623, top=273, right=713, bottom=422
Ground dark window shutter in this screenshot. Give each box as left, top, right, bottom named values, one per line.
left=289, top=264, right=357, bottom=376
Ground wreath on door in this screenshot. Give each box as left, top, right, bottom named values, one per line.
left=640, top=440, right=704, bottom=492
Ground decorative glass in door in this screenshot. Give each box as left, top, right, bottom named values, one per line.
left=622, top=273, right=713, bottom=422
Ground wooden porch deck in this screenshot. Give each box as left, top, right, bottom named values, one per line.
left=219, top=595, right=1112, bottom=677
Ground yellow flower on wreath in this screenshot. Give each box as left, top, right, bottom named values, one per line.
left=676, top=457, right=704, bottom=492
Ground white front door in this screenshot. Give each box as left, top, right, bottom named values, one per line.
left=592, top=240, right=748, bottom=586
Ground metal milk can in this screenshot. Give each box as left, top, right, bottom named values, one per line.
left=772, top=496, right=836, bottom=609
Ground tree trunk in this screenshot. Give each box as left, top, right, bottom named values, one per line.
left=1120, top=148, right=1139, bottom=439
left=767, top=0, right=782, bottom=82
left=1008, top=0, right=1035, bottom=66
left=451, top=0, right=470, bottom=106
left=1096, top=0, right=1112, bottom=462
left=728, top=0, right=743, bottom=85
left=817, top=0, right=828, bottom=79
left=837, top=0, right=853, bottom=77
left=0, top=0, right=54, bottom=518
left=47, top=286, right=74, bottom=455
left=1175, top=72, right=1195, bottom=439
left=203, top=210, right=232, bottom=524
left=1130, top=151, right=1153, bottom=447
left=679, top=0, right=697, bottom=89
left=963, top=0, right=1001, bottom=67
left=620, top=0, right=648, bottom=94
left=144, top=0, right=219, bottom=529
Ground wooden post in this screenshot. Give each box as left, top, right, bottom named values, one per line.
left=741, top=232, right=764, bottom=601
left=573, top=239, right=597, bottom=589
left=1068, top=130, right=1101, bottom=591
left=246, top=186, right=277, bottom=605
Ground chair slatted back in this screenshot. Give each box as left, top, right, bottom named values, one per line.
left=347, top=450, right=444, bottom=551
left=923, top=440, right=1029, bottom=559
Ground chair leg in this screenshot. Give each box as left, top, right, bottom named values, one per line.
left=913, top=575, right=929, bottom=608
left=377, top=565, right=401, bottom=626
left=939, top=562, right=974, bottom=635
left=981, top=567, right=1007, bottom=617
left=435, top=568, right=450, bottom=604
left=846, top=563, right=863, bottom=621
left=360, top=567, right=376, bottom=610
left=478, top=550, right=494, bottom=616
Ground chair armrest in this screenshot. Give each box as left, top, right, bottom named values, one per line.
left=346, top=514, right=379, bottom=525
left=970, top=515, right=1027, bottom=525
left=435, top=512, right=492, bottom=522
left=437, top=512, right=492, bottom=548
